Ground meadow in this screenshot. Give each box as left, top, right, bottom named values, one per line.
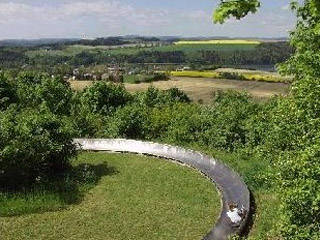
left=1, top=152, right=219, bottom=240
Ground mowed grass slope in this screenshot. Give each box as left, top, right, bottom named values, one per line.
left=1, top=152, right=220, bottom=240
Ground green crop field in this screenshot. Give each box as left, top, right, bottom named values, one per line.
left=153, top=43, right=258, bottom=52
left=107, top=43, right=258, bottom=55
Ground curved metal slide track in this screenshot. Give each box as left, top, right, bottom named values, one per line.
left=74, top=139, right=250, bottom=240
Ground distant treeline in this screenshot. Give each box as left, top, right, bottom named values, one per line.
left=0, top=42, right=293, bottom=74
left=64, top=36, right=161, bottom=46
left=68, top=37, right=130, bottom=46
left=0, top=38, right=79, bottom=47
left=0, top=36, right=162, bottom=48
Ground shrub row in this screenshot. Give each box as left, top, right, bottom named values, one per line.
left=1, top=70, right=319, bottom=238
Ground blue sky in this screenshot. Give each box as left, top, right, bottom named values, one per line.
left=0, top=0, right=296, bottom=39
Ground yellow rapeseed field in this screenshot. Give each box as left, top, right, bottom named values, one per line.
left=170, top=70, right=291, bottom=83
left=171, top=71, right=221, bottom=78
left=174, top=39, right=261, bottom=45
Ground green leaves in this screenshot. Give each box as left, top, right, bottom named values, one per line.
left=0, top=106, right=76, bottom=189
left=213, top=0, right=261, bottom=23
left=213, top=1, right=320, bottom=236
left=80, top=81, right=132, bottom=115
left=0, top=72, right=16, bottom=110
left=16, top=72, right=73, bottom=115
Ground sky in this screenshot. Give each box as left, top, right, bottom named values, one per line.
left=0, top=0, right=296, bottom=39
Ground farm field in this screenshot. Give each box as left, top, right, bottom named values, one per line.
left=143, top=43, right=258, bottom=53
left=174, top=39, right=261, bottom=45
left=26, top=40, right=261, bottom=58
left=70, top=77, right=289, bottom=103
left=1, top=152, right=219, bottom=240
left=170, top=68, right=292, bottom=83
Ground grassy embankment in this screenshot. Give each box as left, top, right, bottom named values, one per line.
left=1, top=152, right=220, bottom=240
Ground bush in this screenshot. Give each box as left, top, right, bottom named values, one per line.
left=146, top=106, right=173, bottom=140
left=69, top=106, right=105, bottom=138
left=136, top=86, right=190, bottom=108
left=0, top=72, right=16, bottom=110
left=244, top=97, right=278, bottom=149
left=165, top=88, right=191, bottom=103
left=16, top=72, right=73, bottom=115
left=199, top=90, right=257, bottom=151
left=105, top=104, right=149, bottom=139
left=291, top=76, right=320, bottom=118
left=164, top=103, right=203, bottom=144
left=80, top=81, right=132, bottom=115
left=220, top=72, right=246, bottom=81
left=0, top=106, right=77, bottom=189
left=68, top=93, right=105, bottom=138
left=277, top=147, right=320, bottom=239
left=142, top=73, right=169, bottom=83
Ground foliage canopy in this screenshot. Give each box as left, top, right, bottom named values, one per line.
left=214, top=1, right=320, bottom=239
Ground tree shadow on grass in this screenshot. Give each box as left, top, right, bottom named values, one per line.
left=0, top=162, right=117, bottom=217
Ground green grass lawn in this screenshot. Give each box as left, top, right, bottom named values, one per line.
left=0, top=152, right=220, bottom=240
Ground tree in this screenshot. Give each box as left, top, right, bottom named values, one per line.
left=214, top=0, right=320, bottom=80
left=0, top=106, right=76, bottom=189
left=213, top=0, right=260, bottom=23
left=213, top=1, right=320, bottom=239
left=16, top=72, right=73, bottom=115
left=80, top=81, right=132, bottom=115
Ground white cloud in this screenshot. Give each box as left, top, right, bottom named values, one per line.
left=0, top=0, right=296, bottom=39
left=0, top=1, right=174, bottom=37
